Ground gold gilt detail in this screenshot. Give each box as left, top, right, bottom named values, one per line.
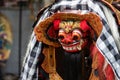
left=59, top=21, right=80, bottom=33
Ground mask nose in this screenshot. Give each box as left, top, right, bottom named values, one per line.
left=58, top=33, right=73, bottom=44
left=62, top=37, right=72, bottom=44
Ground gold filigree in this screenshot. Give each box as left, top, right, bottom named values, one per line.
left=59, top=21, right=80, bottom=33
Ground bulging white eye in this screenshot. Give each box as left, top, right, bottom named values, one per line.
left=72, top=29, right=82, bottom=40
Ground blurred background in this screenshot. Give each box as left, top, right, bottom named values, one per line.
left=0, top=0, right=54, bottom=80
left=0, top=0, right=119, bottom=80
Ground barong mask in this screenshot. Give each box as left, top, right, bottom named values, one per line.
left=56, top=20, right=91, bottom=52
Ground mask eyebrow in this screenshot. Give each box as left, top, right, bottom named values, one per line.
left=72, top=29, right=82, bottom=35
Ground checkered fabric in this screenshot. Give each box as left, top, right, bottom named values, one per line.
left=20, top=0, right=120, bottom=80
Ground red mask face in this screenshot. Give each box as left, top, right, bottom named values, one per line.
left=58, top=29, right=84, bottom=52
left=57, top=20, right=91, bottom=52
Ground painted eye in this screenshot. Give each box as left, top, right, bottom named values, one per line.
left=72, top=33, right=81, bottom=40
left=58, top=29, right=65, bottom=40
left=72, top=29, right=82, bottom=40
left=58, top=33, right=65, bottom=40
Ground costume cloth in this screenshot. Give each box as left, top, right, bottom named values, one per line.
left=20, top=0, right=120, bottom=80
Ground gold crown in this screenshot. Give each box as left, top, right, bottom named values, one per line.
left=59, top=21, right=80, bottom=33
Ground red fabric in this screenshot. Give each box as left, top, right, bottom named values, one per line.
left=90, top=44, right=115, bottom=80
left=96, top=47, right=115, bottom=80
left=98, top=51, right=105, bottom=70
left=90, top=44, right=104, bottom=69
left=105, top=64, right=115, bottom=80
left=53, top=19, right=61, bottom=30
left=80, top=20, right=91, bottom=32
left=47, top=26, right=57, bottom=38
left=47, top=20, right=61, bottom=39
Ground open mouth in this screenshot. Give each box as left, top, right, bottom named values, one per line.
left=61, top=40, right=84, bottom=52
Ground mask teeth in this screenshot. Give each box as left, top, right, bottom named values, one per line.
left=63, top=46, right=73, bottom=51
left=77, top=45, right=81, bottom=50
left=62, top=39, right=84, bottom=52
left=73, top=46, right=76, bottom=50
left=62, top=44, right=78, bottom=51
left=69, top=47, right=72, bottom=50
left=66, top=47, right=69, bottom=50
left=63, top=46, right=66, bottom=50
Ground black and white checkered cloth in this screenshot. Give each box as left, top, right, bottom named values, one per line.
left=20, top=0, right=120, bottom=80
